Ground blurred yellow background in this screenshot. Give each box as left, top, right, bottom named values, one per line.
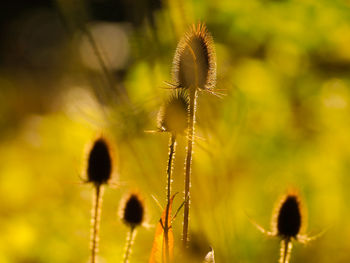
left=0, top=0, right=350, bottom=262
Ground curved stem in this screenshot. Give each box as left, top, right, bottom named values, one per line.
left=182, top=89, right=197, bottom=248
left=123, top=227, right=136, bottom=263
left=164, top=134, right=177, bottom=262
left=90, top=184, right=103, bottom=263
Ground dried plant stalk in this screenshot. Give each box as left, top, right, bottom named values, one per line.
left=90, top=185, right=103, bottom=263
left=158, top=90, right=189, bottom=254
left=123, top=227, right=136, bottom=263
left=164, top=134, right=176, bottom=262
left=279, top=239, right=293, bottom=263
left=120, top=193, right=145, bottom=263
left=173, top=24, right=216, bottom=247
left=182, top=89, right=197, bottom=247
left=85, top=137, right=113, bottom=263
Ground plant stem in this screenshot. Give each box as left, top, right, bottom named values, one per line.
left=279, top=239, right=293, bottom=263
left=182, top=89, right=197, bottom=248
left=123, top=227, right=136, bottom=263
left=164, top=134, right=177, bottom=262
left=91, top=184, right=103, bottom=263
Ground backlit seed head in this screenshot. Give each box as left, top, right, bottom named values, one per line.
left=158, top=90, right=189, bottom=134
left=172, top=23, right=216, bottom=92
left=273, top=193, right=303, bottom=239
left=120, top=193, right=144, bottom=228
left=87, top=137, right=112, bottom=186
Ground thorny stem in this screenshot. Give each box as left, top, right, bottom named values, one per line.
left=164, top=134, right=177, bottom=262
left=182, top=89, right=197, bottom=248
left=279, top=238, right=293, bottom=263
left=90, top=184, right=103, bottom=263
left=123, top=227, right=136, bottom=263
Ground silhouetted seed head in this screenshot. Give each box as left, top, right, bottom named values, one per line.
left=172, top=23, right=216, bottom=92
left=87, top=138, right=112, bottom=186
left=121, top=194, right=144, bottom=228
left=276, top=194, right=302, bottom=239
left=158, top=90, right=189, bottom=134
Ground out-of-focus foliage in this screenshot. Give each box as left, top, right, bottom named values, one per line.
left=1, top=0, right=350, bottom=262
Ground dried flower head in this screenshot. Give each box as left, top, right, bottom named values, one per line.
left=87, top=137, right=112, bottom=186
left=121, top=193, right=144, bottom=228
left=158, top=90, right=189, bottom=134
left=270, top=192, right=307, bottom=240
left=172, top=23, right=216, bottom=92
left=252, top=191, right=319, bottom=263
left=276, top=195, right=302, bottom=239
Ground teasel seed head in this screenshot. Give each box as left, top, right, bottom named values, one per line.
left=253, top=191, right=315, bottom=263
left=158, top=90, right=189, bottom=134
left=120, top=193, right=145, bottom=228
left=87, top=137, right=113, bottom=186
left=172, top=23, right=216, bottom=92
left=273, top=193, right=303, bottom=239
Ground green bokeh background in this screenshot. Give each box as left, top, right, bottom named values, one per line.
left=1, top=0, right=350, bottom=262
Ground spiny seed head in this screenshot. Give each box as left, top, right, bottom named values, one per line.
left=158, top=90, right=189, bottom=134
left=274, top=194, right=303, bottom=239
left=172, top=23, right=216, bottom=92
left=87, top=137, right=112, bottom=186
left=121, top=193, right=144, bottom=228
